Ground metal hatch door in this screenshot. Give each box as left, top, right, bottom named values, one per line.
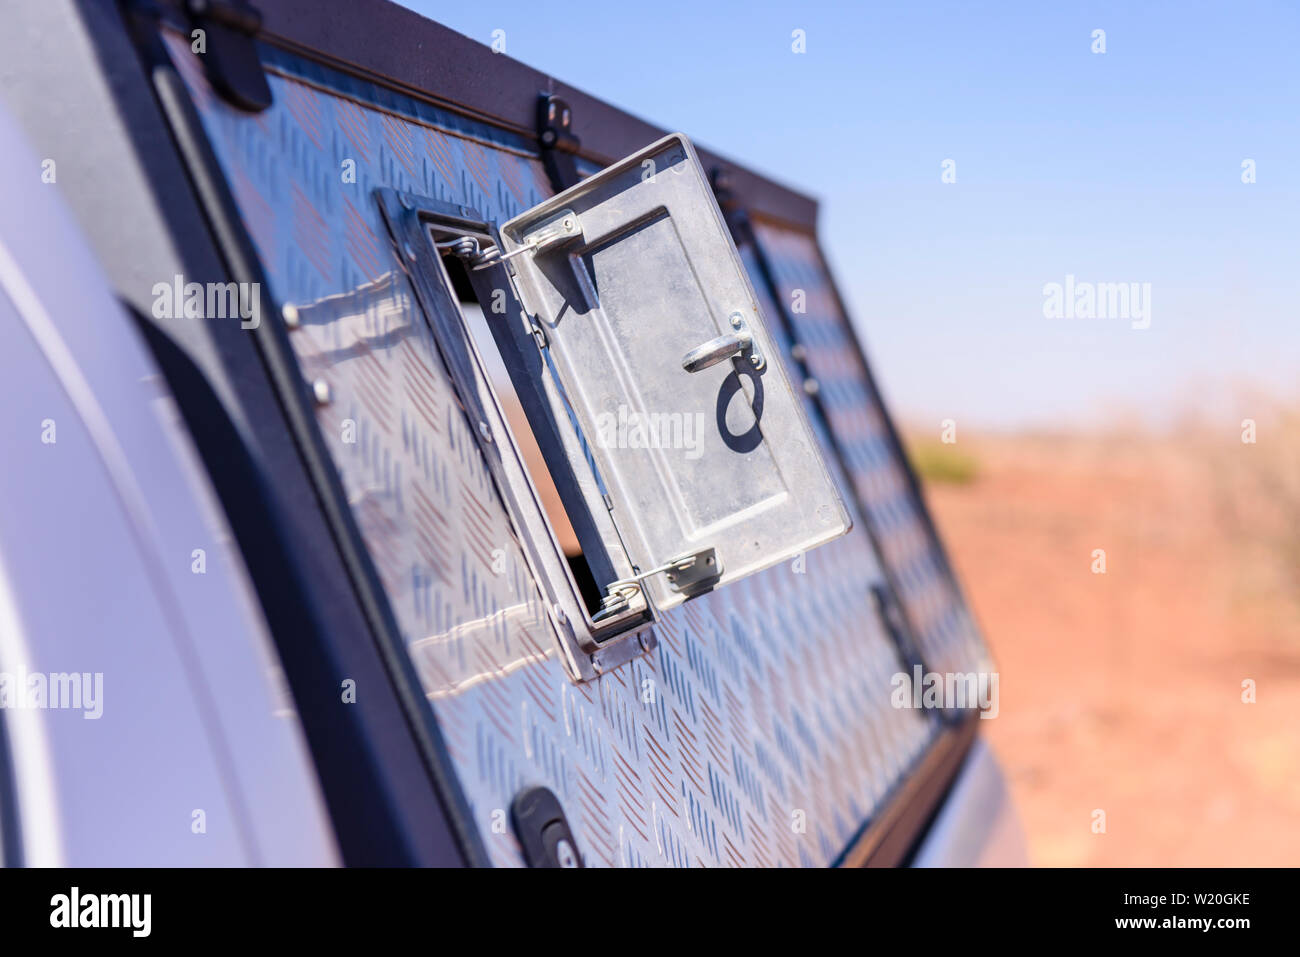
left=501, top=133, right=850, bottom=612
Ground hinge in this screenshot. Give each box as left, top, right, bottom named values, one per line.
left=437, top=211, right=582, bottom=270
left=184, top=0, right=272, bottom=113
left=592, top=547, right=721, bottom=622
left=537, top=94, right=582, bottom=191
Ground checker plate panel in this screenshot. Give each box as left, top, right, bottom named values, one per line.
left=166, top=32, right=965, bottom=867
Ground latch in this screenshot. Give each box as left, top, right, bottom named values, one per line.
left=682, top=311, right=766, bottom=373
left=436, top=210, right=582, bottom=271
left=182, top=0, right=272, bottom=113
left=593, top=547, right=721, bottom=622
left=511, top=786, right=584, bottom=868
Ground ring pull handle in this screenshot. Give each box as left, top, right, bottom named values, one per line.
left=681, top=313, right=765, bottom=373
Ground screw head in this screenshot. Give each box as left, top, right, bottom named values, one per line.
left=282, top=303, right=300, bottom=329
left=311, top=379, right=332, bottom=406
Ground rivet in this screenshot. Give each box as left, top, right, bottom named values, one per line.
left=282, top=303, right=300, bottom=329
left=311, top=379, right=332, bottom=406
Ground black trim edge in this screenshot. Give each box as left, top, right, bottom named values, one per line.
left=837, top=715, right=979, bottom=868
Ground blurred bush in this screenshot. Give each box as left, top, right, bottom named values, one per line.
left=907, top=439, right=981, bottom=485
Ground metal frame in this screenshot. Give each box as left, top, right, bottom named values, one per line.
left=111, top=0, right=981, bottom=865
left=148, top=0, right=819, bottom=231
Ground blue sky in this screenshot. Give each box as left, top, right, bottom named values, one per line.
left=398, top=1, right=1298, bottom=428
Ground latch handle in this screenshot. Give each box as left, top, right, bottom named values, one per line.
left=681, top=312, right=765, bottom=373
left=681, top=331, right=750, bottom=373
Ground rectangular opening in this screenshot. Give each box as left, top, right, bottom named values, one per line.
left=431, top=241, right=611, bottom=618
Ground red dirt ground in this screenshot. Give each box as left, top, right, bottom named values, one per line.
left=914, top=427, right=1300, bottom=866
